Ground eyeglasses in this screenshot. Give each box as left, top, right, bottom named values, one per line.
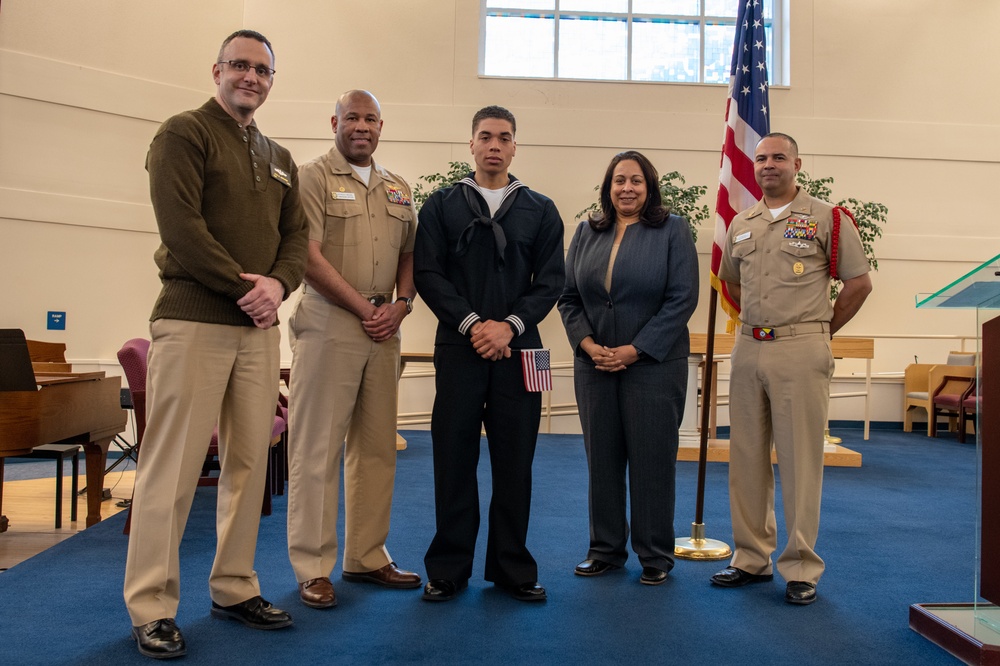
left=217, top=60, right=275, bottom=78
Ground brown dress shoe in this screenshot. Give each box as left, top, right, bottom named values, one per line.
left=298, top=577, right=337, bottom=608
left=342, top=562, right=422, bottom=589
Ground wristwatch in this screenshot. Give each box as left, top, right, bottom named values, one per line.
left=394, top=297, right=414, bottom=314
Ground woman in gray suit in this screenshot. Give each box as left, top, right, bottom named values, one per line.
left=558, top=150, right=699, bottom=585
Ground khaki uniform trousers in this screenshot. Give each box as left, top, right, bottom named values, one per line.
left=727, top=329, right=833, bottom=585
left=124, top=319, right=280, bottom=625
left=286, top=291, right=399, bottom=581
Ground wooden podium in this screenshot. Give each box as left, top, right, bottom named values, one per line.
left=909, top=254, right=1000, bottom=664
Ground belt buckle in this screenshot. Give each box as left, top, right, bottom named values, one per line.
left=752, top=327, right=775, bottom=340
left=368, top=295, right=386, bottom=307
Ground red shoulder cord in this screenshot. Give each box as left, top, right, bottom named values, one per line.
left=830, top=206, right=858, bottom=281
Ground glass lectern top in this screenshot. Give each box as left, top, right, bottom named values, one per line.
left=916, top=253, right=1000, bottom=310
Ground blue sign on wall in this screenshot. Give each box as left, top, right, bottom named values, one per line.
left=47, top=311, right=66, bottom=330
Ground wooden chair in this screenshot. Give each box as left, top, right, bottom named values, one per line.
left=959, top=383, right=981, bottom=444
left=117, top=338, right=285, bottom=533
left=903, top=353, right=977, bottom=435
left=930, top=375, right=976, bottom=440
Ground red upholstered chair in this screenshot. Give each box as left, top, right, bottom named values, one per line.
left=270, top=392, right=288, bottom=497
left=904, top=352, right=977, bottom=435
left=959, top=383, right=981, bottom=444
left=930, top=375, right=976, bottom=440
left=117, top=338, right=286, bottom=533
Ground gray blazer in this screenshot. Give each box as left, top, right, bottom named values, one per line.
left=558, top=214, right=699, bottom=363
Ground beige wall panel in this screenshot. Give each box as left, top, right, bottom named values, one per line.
left=0, top=218, right=161, bottom=358
left=0, top=0, right=243, bottom=91
left=801, top=155, right=1000, bottom=255
left=0, top=96, right=156, bottom=212
left=811, top=1, right=998, bottom=125
left=0, top=50, right=205, bottom=124
left=243, top=0, right=458, bottom=106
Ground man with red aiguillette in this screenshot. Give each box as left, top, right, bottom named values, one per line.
left=712, top=132, right=871, bottom=606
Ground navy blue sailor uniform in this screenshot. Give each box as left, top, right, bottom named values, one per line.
left=413, top=174, right=564, bottom=587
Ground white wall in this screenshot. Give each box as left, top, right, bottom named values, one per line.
left=2, top=0, right=997, bottom=432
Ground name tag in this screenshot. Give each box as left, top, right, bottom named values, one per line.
left=270, top=164, right=291, bottom=187
left=331, top=191, right=356, bottom=201
left=735, top=231, right=752, bottom=243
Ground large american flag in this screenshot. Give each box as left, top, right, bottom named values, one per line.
left=711, top=0, right=771, bottom=326
left=521, top=349, right=552, bottom=392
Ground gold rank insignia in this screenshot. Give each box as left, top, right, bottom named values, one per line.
left=270, top=164, right=291, bottom=186
left=793, top=261, right=805, bottom=275
left=385, top=185, right=412, bottom=206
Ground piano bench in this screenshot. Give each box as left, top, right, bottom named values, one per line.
left=18, top=444, right=81, bottom=529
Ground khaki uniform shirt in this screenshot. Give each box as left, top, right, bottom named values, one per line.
left=298, top=146, right=416, bottom=295
left=719, top=187, right=869, bottom=327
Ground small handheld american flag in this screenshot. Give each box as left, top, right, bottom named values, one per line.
left=520, top=349, right=552, bottom=392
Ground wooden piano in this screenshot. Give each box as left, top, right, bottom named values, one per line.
left=0, top=331, right=127, bottom=532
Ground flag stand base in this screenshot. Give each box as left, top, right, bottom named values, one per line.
left=675, top=522, right=731, bottom=561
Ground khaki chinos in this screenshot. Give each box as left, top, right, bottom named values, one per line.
left=728, top=324, right=833, bottom=584
left=124, top=319, right=279, bottom=625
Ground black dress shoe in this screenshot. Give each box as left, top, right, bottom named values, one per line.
left=210, top=595, right=293, bottom=629
left=422, top=578, right=467, bottom=602
left=497, top=581, right=547, bottom=602
left=574, top=559, right=620, bottom=577
left=131, top=618, right=186, bottom=659
left=640, top=566, right=668, bottom=586
left=710, top=566, right=774, bottom=588
left=785, top=581, right=817, bottom=605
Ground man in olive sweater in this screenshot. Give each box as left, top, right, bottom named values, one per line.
left=123, top=30, right=307, bottom=660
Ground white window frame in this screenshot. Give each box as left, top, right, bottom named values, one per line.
left=479, top=0, right=789, bottom=86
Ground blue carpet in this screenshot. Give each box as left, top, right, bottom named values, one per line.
left=0, top=429, right=972, bottom=664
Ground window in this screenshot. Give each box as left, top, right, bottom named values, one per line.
left=481, top=0, right=787, bottom=86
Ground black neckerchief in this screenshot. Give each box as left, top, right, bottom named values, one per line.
left=455, top=175, right=527, bottom=269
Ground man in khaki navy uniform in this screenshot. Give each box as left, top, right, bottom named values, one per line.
left=711, top=132, right=872, bottom=606
left=286, top=90, right=420, bottom=610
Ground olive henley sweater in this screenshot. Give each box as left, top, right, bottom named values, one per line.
left=146, top=98, right=308, bottom=326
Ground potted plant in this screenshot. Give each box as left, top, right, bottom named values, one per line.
left=796, top=171, right=887, bottom=298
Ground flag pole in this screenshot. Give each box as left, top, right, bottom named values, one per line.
left=675, top=0, right=765, bottom=560
left=675, top=285, right=731, bottom=560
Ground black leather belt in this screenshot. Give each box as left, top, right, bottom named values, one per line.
left=366, top=294, right=392, bottom=307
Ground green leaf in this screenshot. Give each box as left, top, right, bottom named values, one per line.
left=577, top=170, right=710, bottom=242
left=412, top=161, right=473, bottom=211
left=797, top=172, right=887, bottom=299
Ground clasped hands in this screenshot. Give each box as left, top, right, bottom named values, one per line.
left=471, top=320, right=513, bottom=362
left=237, top=273, right=284, bottom=329
left=362, top=301, right=406, bottom=343
left=582, top=337, right=639, bottom=372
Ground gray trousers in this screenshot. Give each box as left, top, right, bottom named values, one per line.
left=574, top=356, right=687, bottom=571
